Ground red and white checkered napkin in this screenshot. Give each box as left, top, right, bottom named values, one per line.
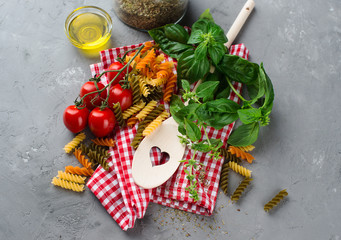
left=87, top=43, right=249, bottom=230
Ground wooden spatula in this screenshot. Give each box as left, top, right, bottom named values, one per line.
left=132, top=0, right=255, bottom=189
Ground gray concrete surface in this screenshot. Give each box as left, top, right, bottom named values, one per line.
left=1, top=0, right=341, bottom=239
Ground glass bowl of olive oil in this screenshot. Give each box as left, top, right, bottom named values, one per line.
left=65, top=6, right=112, bottom=50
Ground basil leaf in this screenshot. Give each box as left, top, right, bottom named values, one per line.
left=185, top=118, right=202, bottom=142
left=164, top=24, right=190, bottom=44
left=196, top=81, right=219, bottom=102
left=194, top=42, right=208, bottom=60
left=217, top=54, right=259, bottom=84
left=181, top=79, right=191, bottom=92
left=260, top=63, right=274, bottom=116
left=175, top=103, right=200, bottom=122
left=199, top=9, right=214, bottom=22
left=208, top=42, right=226, bottom=65
left=209, top=24, right=228, bottom=43
left=209, top=138, right=224, bottom=149
left=177, top=49, right=210, bottom=83
left=192, top=141, right=211, bottom=152
left=178, top=122, right=186, bottom=135
left=204, top=71, right=230, bottom=99
left=247, top=73, right=266, bottom=105
left=148, top=28, right=192, bottom=58
left=227, top=122, right=260, bottom=146
left=170, top=95, right=185, bottom=124
left=188, top=30, right=204, bottom=44
left=237, top=108, right=262, bottom=124
left=192, top=18, right=210, bottom=33
left=196, top=99, right=240, bottom=129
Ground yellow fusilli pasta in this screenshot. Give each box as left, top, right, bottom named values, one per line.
left=136, top=100, right=157, bottom=121
left=57, top=171, right=86, bottom=184
left=228, top=161, right=252, bottom=178
left=236, top=145, right=255, bottom=152
left=142, top=110, right=169, bottom=136
left=51, top=177, right=85, bottom=192
left=122, top=101, right=146, bottom=120
left=63, top=132, right=86, bottom=153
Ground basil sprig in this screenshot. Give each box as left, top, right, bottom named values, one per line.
left=149, top=9, right=275, bottom=200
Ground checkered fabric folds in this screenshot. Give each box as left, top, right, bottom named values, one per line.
left=87, top=43, right=249, bottom=230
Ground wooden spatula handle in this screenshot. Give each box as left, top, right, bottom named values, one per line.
left=225, top=0, right=255, bottom=48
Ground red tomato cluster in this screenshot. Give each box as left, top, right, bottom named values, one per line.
left=63, top=62, right=133, bottom=137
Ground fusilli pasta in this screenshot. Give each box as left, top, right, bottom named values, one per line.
left=228, top=161, right=252, bottom=178
left=91, top=137, right=116, bottom=147
left=73, top=148, right=92, bottom=169
left=63, top=132, right=86, bottom=153
left=51, top=177, right=85, bottom=192
left=65, top=166, right=94, bottom=177
left=231, top=178, right=253, bottom=202
left=57, top=171, right=86, bottom=184
left=122, top=101, right=146, bottom=119
left=229, top=146, right=255, bottom=164
left=220, top=162, right=229, bottom=195
left=264, top=189, right=288, bottom=212
left=112, top=102, right=125, bottom=127
left=135, top=100, right=157, bottom=121
left=142, top=110, right=169, bottom=136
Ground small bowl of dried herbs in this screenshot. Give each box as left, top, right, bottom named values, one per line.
left=113, top=0, right=188, bottom=31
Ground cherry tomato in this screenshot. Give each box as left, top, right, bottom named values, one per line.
left=106, top=62, right=131, bottom=86
left=88, top=107, right=116, bottom=137
left=79, top=81, right=107, bottom=110
left=108, top=84, right=133, bottom=111
left=63, top=105, right=89, bottom=133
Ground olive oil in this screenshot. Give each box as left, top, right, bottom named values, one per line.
left=68, top=12, right=111, bottom=49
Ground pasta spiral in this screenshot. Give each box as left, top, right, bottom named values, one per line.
left=88, top=149, right=109, bottom=171
left=65, top=166, right=94, bottom=177
left=228, top=161, right=252, bottom=178
left=51, top=177, right=85, bottom=192
left=142, top=111, right=169, bottom=136
left=220, top=163, right=229, bottom=195
left=112, top=102, right=125, bottom=127
left=89, top=143, right=110, bottom=158
left=135, top=100, right=157, bottom=121
left=163, top=74, right=177, bottom=102
left=219, top=147, right=241, bottom=163
left=138, top=76, right=151, bottom=97
left=264, top=189, right=288, bottom=212
left=73, top=148, right=92, bottom=169
left=57, top=171, right=86, bottom=184
left=229, top=146, right=255, bottom=164
left=131, top=105, right=165, bottom=149
left=236, top=145, right=255, bottom=152
left=231, top=178, right=253, bottom=202
left=91, top=137, right=116, bottom=147
left=127, top=116, right=139, bottom=127
left=63, top=132, right=86, bottom=153
left=122, top=101, right=146, bottom=120
left=130, top=74, right=142, bottom=105
left=79, top=143, right=91, bottom=156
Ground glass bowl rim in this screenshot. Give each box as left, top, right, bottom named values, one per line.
left=64, top=6, right=113, bottom=48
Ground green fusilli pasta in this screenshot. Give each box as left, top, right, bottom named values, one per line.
left=112, top=102, right=125, bottom=127
left=264, top=189, right=288, bottom=212
left=231, top=178, right=253, bottom=202
left=220, top=162, right=229, bottom=195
